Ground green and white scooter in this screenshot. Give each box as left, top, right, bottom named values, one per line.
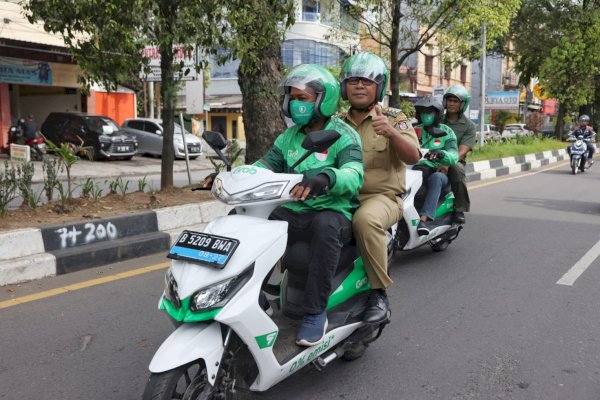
left=142, top=130, right=388, bottom=400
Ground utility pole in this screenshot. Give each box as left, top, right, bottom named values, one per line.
left=478, top=23, right=487, bottom=147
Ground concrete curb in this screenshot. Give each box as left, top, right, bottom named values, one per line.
left=0, top=149, right=569, bottom=286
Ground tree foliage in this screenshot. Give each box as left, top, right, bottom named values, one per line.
left=329, top=0, right=520, bottom=107
left=512, top=0, right=600, bottom=137
left=25, top=0, right=295, bottom=180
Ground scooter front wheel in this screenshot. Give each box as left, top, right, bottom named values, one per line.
left=142, top=361, right=215, bottom=400
left=571, top=158, right=579, bottom=175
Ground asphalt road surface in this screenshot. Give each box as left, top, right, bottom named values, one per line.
left=2, top=159, right=600, bottom=400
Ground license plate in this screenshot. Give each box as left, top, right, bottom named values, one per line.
left=117, top=146, right=129, bottom=152
left=189, top=146, right=200, bottom=153
left=167, top=230, right=239, bottom=268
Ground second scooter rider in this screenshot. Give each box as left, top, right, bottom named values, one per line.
left=338, top=52, right=420, bottom=324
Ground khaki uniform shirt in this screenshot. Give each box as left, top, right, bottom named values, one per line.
left=341, top=107, right=419, bottom=201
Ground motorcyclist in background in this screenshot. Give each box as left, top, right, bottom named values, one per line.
left=570, top=114, right=596, bottom=164
left=413, top=96, right=459, bottom=236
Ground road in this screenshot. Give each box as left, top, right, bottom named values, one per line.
left=2, top=160, right=600, bottom=399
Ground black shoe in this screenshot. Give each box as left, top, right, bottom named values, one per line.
left=363, top=289, right=389, bottom=324
left=453, top=211, right=466, bottom=224
left=417, top=220, right=432, bottom=236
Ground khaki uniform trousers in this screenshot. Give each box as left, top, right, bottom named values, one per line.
left=352, top=193, right=402, bottom=289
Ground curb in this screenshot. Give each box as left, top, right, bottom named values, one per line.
left=0, top=149, right=568, bottom=286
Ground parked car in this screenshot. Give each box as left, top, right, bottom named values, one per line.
left=501, top=123, right=532, bottom=140
left=476, top=123, right=501, bottom=142
left=41, top=112, right=138, bottom=160
left=121, top=118, right=203, bottom=159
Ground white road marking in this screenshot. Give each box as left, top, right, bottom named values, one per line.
left=556, top=239, right=600, bottom=286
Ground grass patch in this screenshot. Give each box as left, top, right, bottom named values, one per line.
left=468, top=137, right=568, bottom=162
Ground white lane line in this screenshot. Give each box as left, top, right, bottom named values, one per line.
left=557, top=239, right=600, bottom=286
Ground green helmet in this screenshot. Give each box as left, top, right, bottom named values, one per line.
left=443, top=84, right=471, bottom=113
left=280, top=64, right=340, bottom=119
left=339, top=52, right=389, bottom=102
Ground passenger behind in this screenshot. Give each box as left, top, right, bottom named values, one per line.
left=204, top=64, right=364, bottom=347
left=338, top=52, right=420, bottom=324
left=413, top=96, right=458, bottom=237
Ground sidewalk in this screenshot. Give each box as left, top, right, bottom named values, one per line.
left=0, top=149, right=569, bottom=287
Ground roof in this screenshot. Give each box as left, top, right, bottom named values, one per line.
left=0, top=1, right=68, bottom=48
left=206, top=94, right=243, bottom=113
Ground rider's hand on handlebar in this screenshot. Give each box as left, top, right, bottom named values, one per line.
left=202, top=172, right=218, bottom=188
left=290, top=174, right=330, bottom=201
left=425, top=149, right=444, bottom=161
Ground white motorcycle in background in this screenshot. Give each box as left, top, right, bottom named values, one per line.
left=143, top=130, right=389, bottom=400
left=387, top=149, right=463, bottom=257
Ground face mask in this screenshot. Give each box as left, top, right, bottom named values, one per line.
left=421, top=113, right=436, bottom=127
left=290, top=100, right=315, bottom=126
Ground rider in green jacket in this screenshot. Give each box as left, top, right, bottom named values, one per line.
left=413, top=95, right=458, bottom=236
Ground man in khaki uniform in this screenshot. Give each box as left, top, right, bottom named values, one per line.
left=339, top=52, right=421, bottom=323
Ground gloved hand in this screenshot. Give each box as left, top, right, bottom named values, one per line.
left=290, top=173, right=330, bottom=201
left=202, top=172, right=218, bottom=188
left=426, top=150, right=444, bottom=161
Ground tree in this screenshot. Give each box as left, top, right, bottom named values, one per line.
left=216, top=0, right=295, bottom=162
left=25, top=0, right=222, bottom=189
left=329, top=0, right=520, bottom=108
left=512, top=0, right=600, bottom=139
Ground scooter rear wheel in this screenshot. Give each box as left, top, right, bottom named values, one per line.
left=431, top=240, right=449, bottom=252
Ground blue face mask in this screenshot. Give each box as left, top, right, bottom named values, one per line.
left=421, top=113, right=436, bottom=127
left=290, top=100, right=315, bottom=126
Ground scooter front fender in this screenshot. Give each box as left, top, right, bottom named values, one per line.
left=149, top=322, right=224, bottom=386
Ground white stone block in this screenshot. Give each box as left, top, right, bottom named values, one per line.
left=199, top=201, right=231, bottom=223
left=471, top=160, right=491, bottom=172
left=0, top=228, right=45, bottom=261
left=0, top=253, right=56, bottom=286
left=156, top=204, right=203, bottom=231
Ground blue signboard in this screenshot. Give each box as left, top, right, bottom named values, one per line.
left=0, top=61, right=53, bottom=85
left=485, top=91, right=520, bottom=110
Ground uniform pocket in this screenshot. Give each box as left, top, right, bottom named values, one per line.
left=365, top=137, right=388, bottom=169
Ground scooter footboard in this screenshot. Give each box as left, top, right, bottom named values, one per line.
left=149, top=322, right=224, bottom=385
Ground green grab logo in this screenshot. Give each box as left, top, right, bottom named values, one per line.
left=411, top=219, right=420, bottom=227
left=233, top=166, right=258, bottom=175
left=255, top=331, right=278, bottom=349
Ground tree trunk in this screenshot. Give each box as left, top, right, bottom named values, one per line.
left=158, top=2, right=176, bottom=190
left=238, top=36, right=286, bottom=164
left=388, top=0, right=402, bottom=108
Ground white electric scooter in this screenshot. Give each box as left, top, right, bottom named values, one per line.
left=387, top=148, right=463, bottom=257
left=143, top=130, right=388, bottom=400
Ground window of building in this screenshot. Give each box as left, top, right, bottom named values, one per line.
left=209, top=49, right=240, bottom=79
left=460, top=65, right=467, bottom=83
left=444, top=62, right=451, bottom=80
left=232, top=120, right=238, bottom=139
left=302, top=0, right=319, bottom=22
left=281, top=39, right=348, bottom=67
left=425, top=56, right=433, bottom=76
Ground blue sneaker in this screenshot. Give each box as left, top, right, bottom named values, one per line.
left=296, top=312, right=328, bottom=347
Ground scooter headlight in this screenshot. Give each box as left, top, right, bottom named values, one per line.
left=190, top=267, right=253, bottom=312
left=212, top=180, right=288, bottom=205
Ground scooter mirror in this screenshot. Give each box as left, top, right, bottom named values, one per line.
left=202, top=130, right=228, bottom=151
left=301, top=130, right=341, bottom=153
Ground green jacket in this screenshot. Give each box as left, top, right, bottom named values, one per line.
left=254, top=117, right=364, bottom=220
left=416, top=123, right=459, bottom=169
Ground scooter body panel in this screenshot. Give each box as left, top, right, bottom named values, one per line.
left=148, top=322, right=224, bottom=385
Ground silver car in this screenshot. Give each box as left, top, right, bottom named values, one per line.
left=121, top=118, right=203, bottom=159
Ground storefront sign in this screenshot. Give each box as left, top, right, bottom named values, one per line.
left=140, top=45, right=198, bottom=81
left=0, top=60, right=52, bottom=85
left=485, top=91, right=520, bottom=110
left=542, top=99, right=559, bottom=115
left=10, top=144, right=30, bottom=163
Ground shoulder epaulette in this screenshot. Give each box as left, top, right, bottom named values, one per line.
left=382, top=107, right=408, bottom=120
